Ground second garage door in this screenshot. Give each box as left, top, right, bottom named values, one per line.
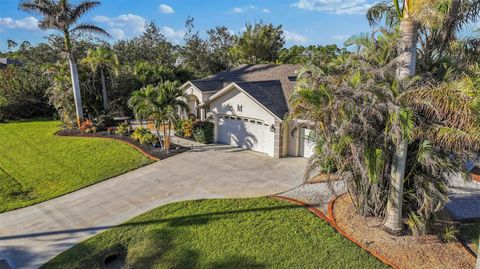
left=217, top=116, right=274, bottom=156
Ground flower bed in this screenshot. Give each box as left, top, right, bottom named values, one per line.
left=56, top=129, right=190, bottom=160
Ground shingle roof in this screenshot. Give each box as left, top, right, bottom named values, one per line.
left=191, top=64, right=300, bottom=119
left=235, top=80, right=289, bottom=119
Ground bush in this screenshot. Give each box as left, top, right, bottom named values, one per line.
left=95, top=114, right=116, bottom=131
left=80, top=119, right=97, bottom=134
left=174, top=120, right=184, bottom=137
left=182, top=119, right=193, bottom=138
left=193, top=121, right=214, bottom=144
left=130, top=127, right=157, bottom=145
left=115, top=122, right=130, bottom=136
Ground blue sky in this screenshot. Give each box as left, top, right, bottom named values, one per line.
left=2, top=0, right=476, bottom=52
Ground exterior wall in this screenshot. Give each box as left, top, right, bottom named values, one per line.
left=210, top=87, right=278, bottom=157
left=210, top=87, right=277, bottom=125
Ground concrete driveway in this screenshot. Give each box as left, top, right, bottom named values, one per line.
left=0, top=144, right=307, bottom=269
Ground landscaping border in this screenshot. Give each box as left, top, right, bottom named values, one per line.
left=272, top=194, right=400, bottom=269
left=327, top=194, right=400, bottom=269
left=55, top=131, right=160, bottom=161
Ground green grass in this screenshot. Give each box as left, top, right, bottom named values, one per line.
left=0, top=120, right=152, bottom=212
left=43, top=197, right=389, bottom=269
left=459, top=221, right=480, bottom=252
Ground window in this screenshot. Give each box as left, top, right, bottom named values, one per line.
left=244, top=119, right=248, bottom=122
left=236, top=117, right=241, bottom=121
left=249, top=120, right=255, bottom=123
left=256, top=121, right=262, bottom=125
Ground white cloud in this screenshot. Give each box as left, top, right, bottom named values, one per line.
left=110, top=28, right=126, bottom=39
left=262, top=8, right=271, bottom=13
left=284, top=30, right=309, bottom=43
left=0, top=16, right=39, bottom=31
left=161, top=26, right=185, bottom=44
left=159, top=4, right=175, bottom=14
left=93, top=14, right=146, bottom=39
left=228, top=5, right=258, bottom=14
left=292, top=0, right=372, bottom=15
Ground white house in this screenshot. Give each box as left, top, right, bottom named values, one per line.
left=180, top=64, right=315, bottom=158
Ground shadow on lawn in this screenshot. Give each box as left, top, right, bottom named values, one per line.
left=0, top=204, right=300, bottom=241
left=45, top=225, right=267, bottom=269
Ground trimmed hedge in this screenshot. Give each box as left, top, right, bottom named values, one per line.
left=193, top=121, right=214, bottom=144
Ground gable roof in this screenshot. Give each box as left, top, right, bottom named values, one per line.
left=191, top=64, right=299, bottom=96
left=190, top=64, right=300, bottom=119
left=235, top=81, right=289, bottom=119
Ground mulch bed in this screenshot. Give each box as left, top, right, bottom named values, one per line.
left=56, top=129, right=190, bottom=160
left=305, top=173, right=342, bottom=184
left=331, top=194, right=476, bottom=269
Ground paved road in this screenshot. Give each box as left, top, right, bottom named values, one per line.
left=0, top=144, right=307, bottom=269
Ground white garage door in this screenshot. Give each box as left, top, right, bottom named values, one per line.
left=299, top=128, right=315, bottom=158
left=217, top=116, right=273, bottom=155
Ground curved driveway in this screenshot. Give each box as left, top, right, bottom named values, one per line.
left=0, top=145, right=306, bottom=269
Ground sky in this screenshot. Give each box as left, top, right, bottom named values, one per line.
left=0, top=0, right=385, bottom=51
left=0, top=0, right=477, bottom=52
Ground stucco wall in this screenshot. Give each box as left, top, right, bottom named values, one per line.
left=210, top=87, right=276, bottom=125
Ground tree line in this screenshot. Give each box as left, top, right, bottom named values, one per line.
left=0, top=1, right=344, bottom=123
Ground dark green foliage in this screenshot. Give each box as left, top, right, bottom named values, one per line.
left=232, top=21, right=285, bottom=64
left=192, top=121, right=214, bottom=144
left=278, top=44, right=347, bottom=65
left=43, top=198, right=388, bottom=269
left=94, top=114, right=115, bottom=130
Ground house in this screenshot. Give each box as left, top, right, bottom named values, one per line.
left=179, top=64, right=314, bottom=158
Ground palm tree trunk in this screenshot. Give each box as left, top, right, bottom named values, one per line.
left=67, top=53, right=84, bottom=127
left=396, top=19, right=418, bottom=80
left=384, top=139, right=408, bottom=235
left=384, top=18, right=418, bottom=234
left=100, top=68, right=108, bottom=112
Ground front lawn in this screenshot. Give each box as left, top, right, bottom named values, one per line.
left=43, top=197, right=389, bottom=269
left=0, top=120, right=152, bottom=212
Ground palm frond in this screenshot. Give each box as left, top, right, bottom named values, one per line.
left=71, top=23, right=111, bottom=38
left=69, top=1, right=101, bottom=24
left=18, top=0, right=56, bottom=17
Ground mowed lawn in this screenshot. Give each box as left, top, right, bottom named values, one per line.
left=0, top=120, right=152, bottom=212
left=43, top=198, right=389, bottom=269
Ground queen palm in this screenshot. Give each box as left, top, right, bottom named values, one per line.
left=128, top=81, right=188, bottom=150
left=81, top=47, right=120, bottom=112
left=291, top=29, right=480, bottom=236
left=20, top=0, right=110, bottom=127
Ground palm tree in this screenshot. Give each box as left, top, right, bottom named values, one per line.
left=20, top=0, right=110, bottom=127
left=81, top=47, right=120, bottom=112
left=128, top=81, right=188, bottom=150
left=291, top=28, right=480, bottom=236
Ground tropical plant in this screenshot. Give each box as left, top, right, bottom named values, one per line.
left=81, top=47, right=120, bottom=112
left=114, top=121, right=130, bottom=136
left=231, top=21, right=285, bottom=64
left=192, top=121, right=214, bottom=144
left=128, top=81, right=188, bottom=150
left=182, top=119, right=193, bottom=138
left=43, top=61, right=76, bottom=127
left=20, top=0, right=110, bottom=127
left=290, top=29, right=480, bottom=236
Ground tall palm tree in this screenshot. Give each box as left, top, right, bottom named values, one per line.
left=81, top=47, right=120, bottom=112
left=128, top=81, right=188, bottom=150
left=384, top=0, right=431, bottom=234
left=20, top=0, right=110, bottom=126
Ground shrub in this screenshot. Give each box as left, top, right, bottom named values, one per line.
left=115, top=122, right=130, bottom=136
left=182, top=119, right=193, bottom=138
left=130, top=127, right=157, bottom=145
left=174, top=120, right=184, bottom=137
left=441, top=226, right=458, bottom=242
left=95, top=114, right=116, bottom=131
left=193, top=121, right=214, bottom=144
left=80, top=119, right=97, bottom=134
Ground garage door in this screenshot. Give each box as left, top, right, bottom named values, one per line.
left=299, top=128, right=315, bottom=158
left=217, top=116, right=273, bottom=155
